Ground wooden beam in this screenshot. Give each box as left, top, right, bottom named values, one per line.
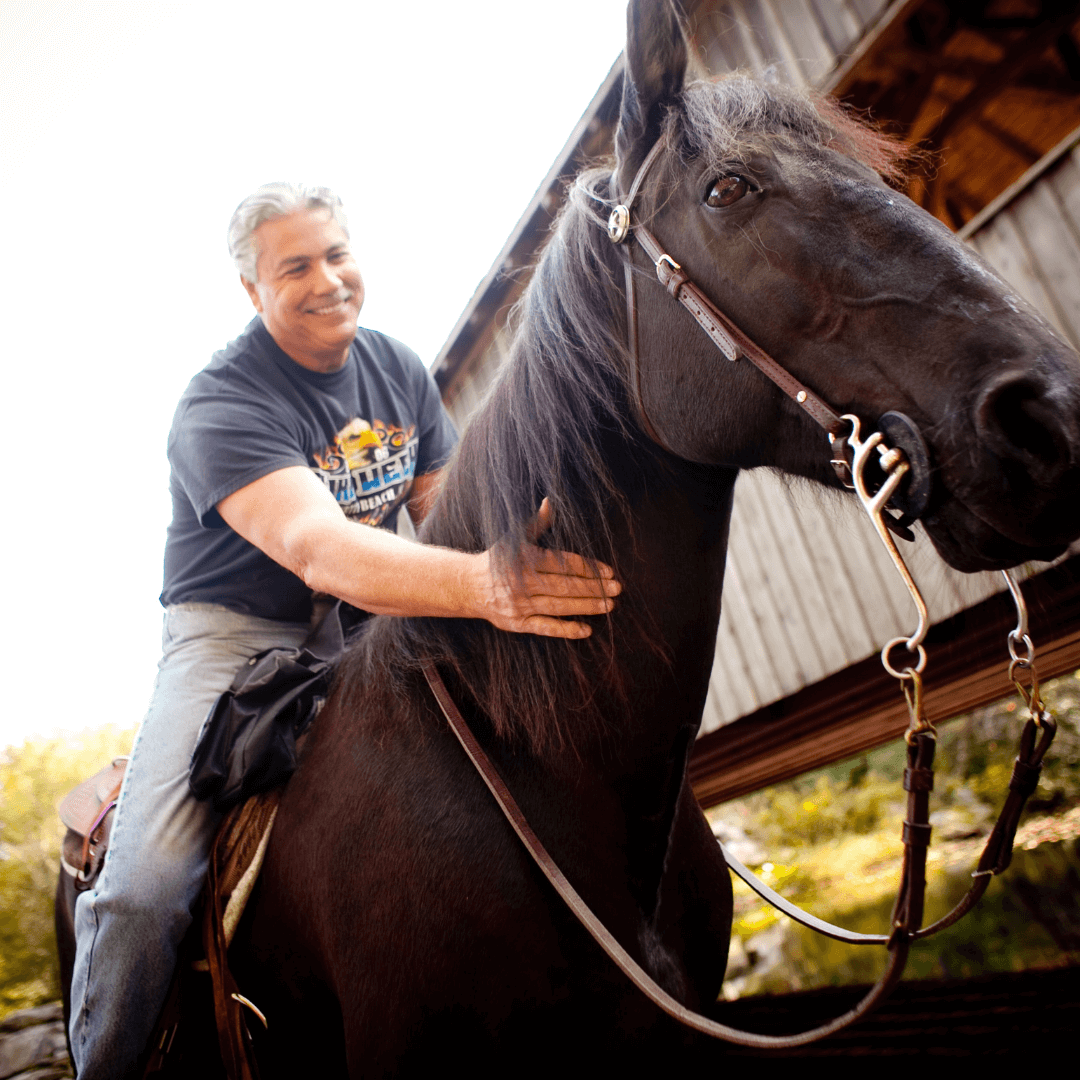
left=974, top=114, right=1045, bottom=168
left=957, top=123, right=1080, bottom=240
left=690, top=556, right=1080, bottom=807
left=823, top=0, right=928, bottom=97
left=923, top=8, right=1080, bottom=150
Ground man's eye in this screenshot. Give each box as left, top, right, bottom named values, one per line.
left=706, top=176, right=751, bottom=208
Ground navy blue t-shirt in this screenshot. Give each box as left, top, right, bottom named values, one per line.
left=161, top=318, right=457, bottom=621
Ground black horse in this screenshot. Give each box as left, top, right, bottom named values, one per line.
left=59, top=1, right=1080, bottom=1074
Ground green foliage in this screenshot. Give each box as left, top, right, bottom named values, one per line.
left=713, top=671, right=1080, bottom=997
left=722, top=758, right=904, bottom=859
left=756, top=841, right=1080, bottom=994
left=0, top=726, right=136, bottom=1019
left=935, top=672, right=1080, bottom=813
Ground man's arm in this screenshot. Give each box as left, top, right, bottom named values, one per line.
left=217, top=466, right=620, bottom=639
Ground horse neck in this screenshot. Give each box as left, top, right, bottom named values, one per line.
left=592, top=447, right=737, bottom=789
left=546, top=447, right=736, bottom=916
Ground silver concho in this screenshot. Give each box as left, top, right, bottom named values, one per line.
left=607, top=205, right=631, bottom=244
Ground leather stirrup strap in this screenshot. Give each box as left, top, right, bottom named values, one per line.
left=79, top=780, right=123, bottom=878
left=421, top=659, right=911, bottom=1049
left=205, top=839, right=260, bottom=1080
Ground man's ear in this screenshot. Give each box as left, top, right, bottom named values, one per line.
left=241, top=275, right=262, bottom=312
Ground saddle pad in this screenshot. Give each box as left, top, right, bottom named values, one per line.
left=191, top=788, right=281, bottom=975
left=216, top=789, right=281, bottom=947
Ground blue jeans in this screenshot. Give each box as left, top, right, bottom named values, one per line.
left=69, top=603, right=313, bottom=1080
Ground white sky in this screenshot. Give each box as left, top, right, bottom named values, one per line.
left=0, top=0, right=629, bottom=748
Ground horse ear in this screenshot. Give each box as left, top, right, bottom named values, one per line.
left=614, top=0, right=689, bottom=190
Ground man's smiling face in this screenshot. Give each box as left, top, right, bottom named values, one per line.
left=243, top=209, right=364, bottom=372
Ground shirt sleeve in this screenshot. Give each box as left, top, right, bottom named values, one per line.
left=168, top=383, right=307, bottom=528
left=410, top=357, right=458, bottom=476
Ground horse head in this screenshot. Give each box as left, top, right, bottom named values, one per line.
left=612, top=0, right=1080, bottom=573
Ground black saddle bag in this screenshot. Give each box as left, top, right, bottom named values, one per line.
left=189, top=602, right=366, bottom=811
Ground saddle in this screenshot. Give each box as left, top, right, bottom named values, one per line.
left=59, top=603, right=361, bottom=1078
left=60, top=757, right=127, bottom=890
left=60, top=759, right=279, bottom=1080
left=59, top=759, right=280, bottom=931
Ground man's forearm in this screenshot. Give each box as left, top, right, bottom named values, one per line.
left=286, top=512, right=483, bottom=619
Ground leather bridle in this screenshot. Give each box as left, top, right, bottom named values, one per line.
left=420, top=135, right=1058, bottom=1049
left=610, top=138, right=852, bottom=460
left=423, top=626, right=1054, bottom=1049
left=609, top=136, right=934, bottom=539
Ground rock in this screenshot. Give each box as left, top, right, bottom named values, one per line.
left=711, top=818, right=767, bottom=867
left=722, top=924, right=789, bottom=1000
left=0, top=1004, right=71, bottom=1080
left=929, top=807, right=988, bottom=841
left=744, top=923, right=787, bottom=979
left=725, top=932, right=751, bottom=979
left=0, top=1007, right=62, bottom=1036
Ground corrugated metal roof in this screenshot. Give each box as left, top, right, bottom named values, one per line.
left=439, top=0, right=893, bottom=408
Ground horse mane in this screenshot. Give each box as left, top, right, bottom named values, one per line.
left=337, top=75, right=907, bottom=758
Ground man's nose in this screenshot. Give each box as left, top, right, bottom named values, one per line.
left=313, top=259, right=344, bottom=290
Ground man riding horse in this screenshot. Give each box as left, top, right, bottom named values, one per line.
left=67, top=182, right=622, bottom=1079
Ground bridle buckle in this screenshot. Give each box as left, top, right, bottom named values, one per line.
left=607, top=205, right=631, bottom=244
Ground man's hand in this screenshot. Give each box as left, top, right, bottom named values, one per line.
left=466, top=499, right=620, bottom=639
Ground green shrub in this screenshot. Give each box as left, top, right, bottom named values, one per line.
left=715, top=670, right=1080, bottom=996
left=0, top=726, right=136, bottom=1018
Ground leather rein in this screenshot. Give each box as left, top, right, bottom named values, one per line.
left=421, top=135, right=1058, bottom=1048
left=422, top=647, right=1053, bottom=1049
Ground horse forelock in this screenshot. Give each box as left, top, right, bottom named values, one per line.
left=336, top=77, right=906, bottom=760
left=675, top=74, right=909, bottom=183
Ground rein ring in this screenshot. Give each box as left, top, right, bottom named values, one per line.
left=881, top=636, right=927, bottom=680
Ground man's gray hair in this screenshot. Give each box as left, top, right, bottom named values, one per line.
left=228, top=182, right=349, bottom=283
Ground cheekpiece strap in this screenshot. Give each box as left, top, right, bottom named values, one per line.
left=607, top=136, right=847, bottom=445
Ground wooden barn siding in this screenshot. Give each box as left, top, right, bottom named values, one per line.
left=968, top=144, right=1080, bottom=350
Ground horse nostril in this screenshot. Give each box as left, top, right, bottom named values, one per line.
left=975, top=376, right=1071, bottom=483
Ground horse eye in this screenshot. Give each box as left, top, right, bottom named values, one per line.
left=706, top=176, right=750, bottom=208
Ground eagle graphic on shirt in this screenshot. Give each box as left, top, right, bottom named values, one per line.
left=311, top=418, right=418, bottom=527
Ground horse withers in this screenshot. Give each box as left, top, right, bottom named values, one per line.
left=59, top=0, right=1080, bottom=1074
